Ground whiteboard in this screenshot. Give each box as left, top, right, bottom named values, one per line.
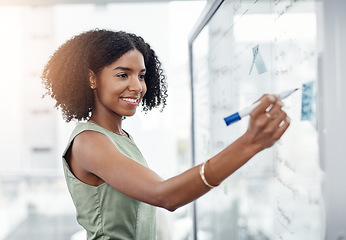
left=189, top=0, right=324, bottom=239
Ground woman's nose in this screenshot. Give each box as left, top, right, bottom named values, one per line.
left=129, top=77, right=143, bottom=93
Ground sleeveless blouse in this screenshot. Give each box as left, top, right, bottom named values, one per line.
left=62, top=122, right=156, bottom=240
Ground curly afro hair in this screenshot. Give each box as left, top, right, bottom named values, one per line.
left=41, top=29, right=168, bottom=122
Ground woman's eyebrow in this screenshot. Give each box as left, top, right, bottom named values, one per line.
left=113, top=67, right=146, bottom=72
left=113, top=67, right=131, bottom=71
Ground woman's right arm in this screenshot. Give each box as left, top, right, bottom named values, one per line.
left=70, top=94, right=289, bottom=211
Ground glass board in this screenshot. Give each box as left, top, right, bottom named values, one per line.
left=190, top=0, right=324, bottom=239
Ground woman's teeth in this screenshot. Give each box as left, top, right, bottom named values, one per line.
left=121, top=98, right=138, bottom=103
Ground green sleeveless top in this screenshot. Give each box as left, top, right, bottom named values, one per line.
left=62, top=122, right=156, bottom=240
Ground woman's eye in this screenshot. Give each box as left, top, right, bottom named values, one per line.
left=117, top=73, right=127, bottom=78
left=139, top=74, right=145, bottom=80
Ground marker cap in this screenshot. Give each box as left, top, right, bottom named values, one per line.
left=224, top=113, right=241, bottom=126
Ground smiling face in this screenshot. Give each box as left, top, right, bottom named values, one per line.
left=90, top=49, right=147, bottom=120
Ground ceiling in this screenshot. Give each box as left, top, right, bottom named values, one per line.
left=0, top=0, right=202, bottom=6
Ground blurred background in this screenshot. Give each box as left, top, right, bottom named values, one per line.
left=0, top=1, right=206, bottom=239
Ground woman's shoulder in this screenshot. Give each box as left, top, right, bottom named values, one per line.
left=63, top=122, right=107, bottom=146
left=63, top=122, right=107, bottom=156
left=64, top=121, right=135, bottom=156
left=74, top=121, right=102, bottom=132
left=69, top=121, right=110, bottom=139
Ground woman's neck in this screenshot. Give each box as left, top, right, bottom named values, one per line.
left=89, top=114, right=126, bottom=137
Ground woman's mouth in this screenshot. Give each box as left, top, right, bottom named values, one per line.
left=120, top=97, right=140, bottom=106
left=121, top=97, right=138, bottom=103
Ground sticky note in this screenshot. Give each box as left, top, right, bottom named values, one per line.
left=249, top=44, right=268, bottom=75
left=301, top=81, right=315, bottom=121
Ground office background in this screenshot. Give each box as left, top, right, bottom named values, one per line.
left=0, top=1, right=205, bottom=239
left=0, top=0, right=345, bottom=239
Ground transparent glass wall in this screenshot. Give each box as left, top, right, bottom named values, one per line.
left=191, top=0, right=324, bottom=239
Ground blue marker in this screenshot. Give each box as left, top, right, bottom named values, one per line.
left=224, top=88, right=299, bottom=126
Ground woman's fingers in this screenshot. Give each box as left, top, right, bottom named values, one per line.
left=272, top=116, right=290, bottom=140
left=265, top=110, right=289, bottom=139
left=246, top=94, right=290, bottom=150
left=250, top=94, right=283, bottom=131
left=251, top=94, right=279, bottom=118
left=266, top=100, right=284, bottom=119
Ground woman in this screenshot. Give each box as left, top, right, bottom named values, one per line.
left=42, top=29, right=290, bottom=240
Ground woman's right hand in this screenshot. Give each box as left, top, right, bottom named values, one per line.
left=242, top=94, right=290, bottom=153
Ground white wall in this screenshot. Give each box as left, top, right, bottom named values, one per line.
left=320, top=0, right=346, bottom=239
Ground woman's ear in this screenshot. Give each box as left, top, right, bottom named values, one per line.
left=89, top=70, right=97, bottom=89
